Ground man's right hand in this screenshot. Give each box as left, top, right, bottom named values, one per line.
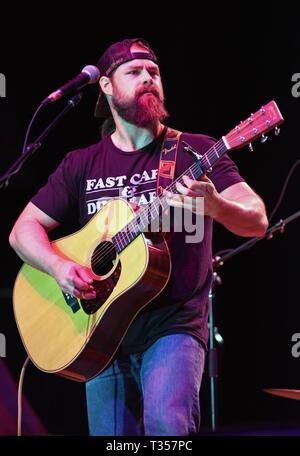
left=51, top=258, right=96, bottom=300
left=9, top=203, right=96, bottom=300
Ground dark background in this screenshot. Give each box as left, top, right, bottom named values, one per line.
left=1, top=6, right=300, bottom=435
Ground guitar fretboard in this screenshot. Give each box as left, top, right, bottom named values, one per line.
left=112, top=137, right=228, bottom=252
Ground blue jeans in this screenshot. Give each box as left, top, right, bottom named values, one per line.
left=86, top=333, right=206, bottom=436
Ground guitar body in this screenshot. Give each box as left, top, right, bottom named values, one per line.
left=13, top=198, right=171, bottom=381
left=13, top=100, right=284, bottom=382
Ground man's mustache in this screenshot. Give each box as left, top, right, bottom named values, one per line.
left=136, top=87, right=160, bottom=99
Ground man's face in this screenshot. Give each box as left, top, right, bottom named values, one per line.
left=110, top=58, right=168, bottom=127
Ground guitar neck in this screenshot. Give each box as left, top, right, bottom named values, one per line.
left=112, top=137, right=228, bottom=253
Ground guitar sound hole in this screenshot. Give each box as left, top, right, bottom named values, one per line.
left=91, top=241, right=117, bottom=276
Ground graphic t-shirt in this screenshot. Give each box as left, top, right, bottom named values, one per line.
left=31, top=127, right=244, bottom=353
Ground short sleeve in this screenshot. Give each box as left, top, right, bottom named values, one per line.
left=31, top=150, right=80, bottom=223
left=209, top=152, right=245, bottom=194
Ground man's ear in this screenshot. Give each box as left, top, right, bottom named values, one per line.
left=99, top=76, right=112, bottom=96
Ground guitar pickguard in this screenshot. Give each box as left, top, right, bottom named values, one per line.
left=80, top=260, right=122, bottom=314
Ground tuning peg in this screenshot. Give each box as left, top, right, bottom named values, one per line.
left=275, top=126, right=280, bottom=136
left=248, top=143, right=254, bottom=151
left=260, top=134, right=268, bottom=143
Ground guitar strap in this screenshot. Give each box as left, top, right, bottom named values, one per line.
left=156, top=127, right=182, bottom=196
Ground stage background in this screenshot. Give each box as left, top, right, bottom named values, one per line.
left=1, top=6, right=300, bottom=435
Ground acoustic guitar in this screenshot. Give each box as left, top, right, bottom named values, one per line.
left=13, top=101, right=284, bottom=381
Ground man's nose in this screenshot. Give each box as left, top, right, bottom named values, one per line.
left=141, top=69, right=153, bottom=85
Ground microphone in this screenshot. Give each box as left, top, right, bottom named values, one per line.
left=42, top=65, right=100, bottom=105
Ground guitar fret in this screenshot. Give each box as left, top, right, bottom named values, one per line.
left=113, top=138, right=229, bottom=253
left=153, top=199, right=160, bottom=214
left=160, top=195, right=169, bottom=211
left=124, top=231, right=130, bottom=245
left=189, top=168, right=195, bottom=180
left=213, top=144, right=220, bottom=158
left=140, top=211, right=148, bottom=227
left=117, top=234, right=124, bottom=252
left=204, top=155, right=211, bottom=167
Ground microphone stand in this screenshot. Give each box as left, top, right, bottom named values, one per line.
left=208, top=271, right=222, bottom=432
left=0, top=92, right=83, bottom=188
left=208, top=209, right=300, bottom=432
left=213, top=211, right=300, bottom=269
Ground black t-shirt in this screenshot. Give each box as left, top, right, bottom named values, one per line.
left=31, top=127, right=244, bottom=353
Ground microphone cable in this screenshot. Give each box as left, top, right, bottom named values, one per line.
left=17, top=356, right=30, bottom=436
left=213, top=158, right=300, bottom=260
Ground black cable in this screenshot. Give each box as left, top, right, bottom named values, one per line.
left=268, top=159, right=300, bottom=223
left=213, top=158, right=300, bottom=259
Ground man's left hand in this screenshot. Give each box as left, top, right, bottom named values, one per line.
left=164, top=174, right=221, bottom=217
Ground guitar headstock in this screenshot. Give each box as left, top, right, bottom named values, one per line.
left=224, top=100, right=284, bottom=150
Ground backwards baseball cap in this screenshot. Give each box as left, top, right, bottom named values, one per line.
left=94, top=38, right=158, bottom=118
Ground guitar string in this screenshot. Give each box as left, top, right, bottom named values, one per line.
left=102, top=112, right=274, bottom=254
left=89, top=124, right=265, bottom=271
left=89, top=117, right=276, bottom=270
left=90, top=111, right=273, bottom=267
left=89, top=139, right=227, bottom=270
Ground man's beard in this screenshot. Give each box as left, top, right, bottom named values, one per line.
left=112, top=86, right=169, bottom=127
